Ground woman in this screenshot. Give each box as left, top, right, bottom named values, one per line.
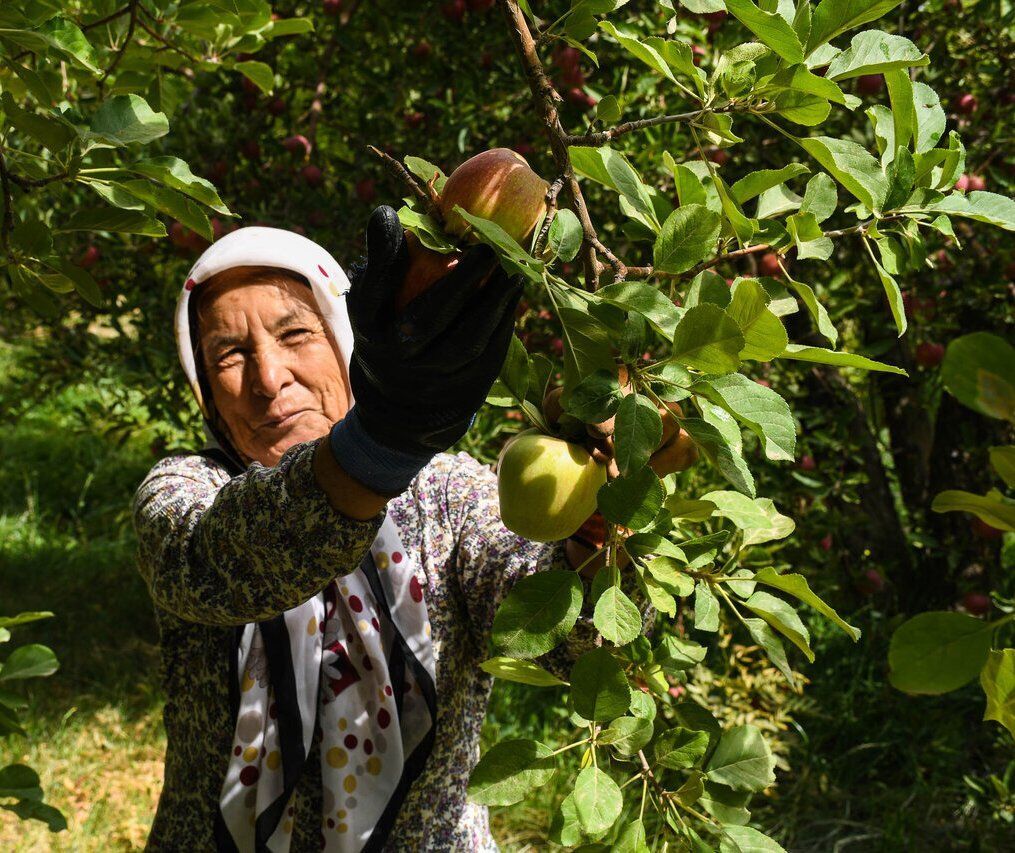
left=133, top=205, right=694, bottom=851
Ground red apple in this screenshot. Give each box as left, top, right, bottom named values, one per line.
left=954, top=174, right=970, bottom=192
left=754, top=378, right=771, bottom=388
left=970, top=517, right=1003, bottom=540
left=308, top=209, right=328, bottom=228
left=438, top=148, right=549, bottom=245
left=856, top=74, right=884, bottom=96
left=323, top=0, right=342, bottom=15
left=211, top=217, right=225, bottom=240
left=798, top=454, right=816, bottom=471
left=412, top=40, right=432, bottom=60
left=915, top=341, right=944, bottom=368
left=565, top=87, right=597, bottom=110
left=758, top=252, right=782, bottom=277
left=76, top=244, right=101, bottom=269
left=208, top=160, right=229, bottom=183
left=480, top=50, right=493, bottom=70
left=441, top=0, right=465, bottom=22
left=268, top=97, right=287, bottom=116
left=820, top=533, right=833, bottom=551
left=301, top=164, right=324, bottom=188
left=954, top=93, right=978, bottom=115
left=282, top=134, right=312, bottom=157
left=706, top=148, right=729, bottom=166
left=241, top=76, right=259, bottom=95
left=355, top=178, right=377, bottom=204
left=240, top=139, right=260, bottom=160
left=967, top=174, right=986, bottom=191
left=395, top=232, right=462, bottom=313
left=692, top=45, right=706, bottom=66
left=855, top=568, right=885, bottom=595
left=466, top=0, right=495, bottom=10
left=511, top=140, right=535, bottom=157
left=404, top=111, right=426, bottom=129
left=961, top=592, right=991, bottom=616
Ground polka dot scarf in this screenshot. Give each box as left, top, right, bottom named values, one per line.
left=174, top=228, right=437, bottom=851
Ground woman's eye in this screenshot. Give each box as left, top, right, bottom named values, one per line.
left=284, top=329, right=311, bottom=340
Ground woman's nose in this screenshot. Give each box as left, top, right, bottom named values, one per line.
left=248, top=347, right=295, bottom=397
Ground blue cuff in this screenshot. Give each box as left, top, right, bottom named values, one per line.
left=329, top=407, right=435, bottom=497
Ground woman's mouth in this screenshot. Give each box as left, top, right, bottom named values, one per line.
left=262, top=410, right=308, bottom=429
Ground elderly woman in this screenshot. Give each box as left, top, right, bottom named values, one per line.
left=133, top=205, right=694, bottom=851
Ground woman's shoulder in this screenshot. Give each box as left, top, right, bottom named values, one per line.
left=135, top=449, right=233, bottom=501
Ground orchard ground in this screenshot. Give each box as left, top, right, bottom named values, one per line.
left=1, top=340, right=1012, bottom=852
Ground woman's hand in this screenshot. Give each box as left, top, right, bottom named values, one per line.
left=345, top=205, right=524, bottom=457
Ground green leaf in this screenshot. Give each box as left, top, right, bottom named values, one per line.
left=989, top=447, right=1015, bottom=489
left=779, top=343, right=907, bottom=375
left=495, top=334, right=530, bottom=407
left=806, top=0, right=905, bottom=53
left=702, top=492, right=795, bottom=546
left=0, top=92, right=75, bottom=152
left=753, top=567, right=860, bottom=640
left=234, top=60, right=274, bottom=94
left=744, top=615, right=798, bottom=686
left=557, top=303, right=617, bottom=400
left=721, top=825, right=788, bottom=852
left=595, top=94, right=622, bottom=124
left=479, top=657, right=566, bottom=687
left=565, top=369, right=621, bottom=423
left=0, top=612, right=53, bottom=630
left=670, top=304, right=745, bottom=374
left=38, top=16, right=100, bottom=73
left=59, top=208, right=166, bottom=236
left=727, top=278, right=788, bottom=361
left=600, top=716, right=654, bottom=756
left=467, top=739, right=556, bottom=806
left=694, top=582, right=721, bottom=632
left=799, top=172, right=838, bottom=223
left=654, top=726, right=710, bottom=769
left=574, top=766, right=623, bottom=835
left=569, top=145, right=658, bottom=232
left=910, top=190, right=1015, bottom=233
left=0, top=644, right=58, bottom=681
left=888, top=612, right=995, bottom=695
left=705, top=724, right=776, bottom=792
left=699, top=779, right=752, bottom=824
left=87, top=95, right=169, bottom=147
left=594, top=587, right=643, bottom=646
left=128, top=156, right=232, bottom=216
left=931, top=491, right=1015, bottom=532
left=597, top=466, right=664, bottom=530
left=548, top=208, right=582, bottom=262
left=724, top=0, right=805, bottom=64
left=884, top=68, right=916, bottom=154
left=119, top=180, right=213, bottom=240
left=452, top=208, right=543, bottom=279
left=681, top=418, right=756, bottom=497
left=794, top=135, right=888, bottom=212
left=731, top=165, right=810, bottom=205
left=599, top=21, right=677, bottom=83
left=656, top=635, right=709, bottom=672
left=654, top=204, right=721, bottom=274
left=912, top=81, right=946, bottom=153
left=491, top=571, right=584, bottom=659
left=941, top=332, right=1015, bottom=421
left=596, top=281, right=683, bottom=340
left=786, top=212, right=833, bottom=260
left=981, top=650, right=1015, bottom=739
left=47, top=258, right=103, bottom=308
left=743, top=591, right=814, bottom=662
left=692, top=373, right=796, bottom=461
left=570, top=648, right=631, bottom=721
left=825, top=30, right=928, bottom=81
left=614, top=394, right=663, bottom=476
left=549, top=794, right=584, bottom=847
left=614, top=818, right=649, bottom=852
left=782, top=272, right=838, bottom=345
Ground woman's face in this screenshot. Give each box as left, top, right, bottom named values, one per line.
left=197, top=268, right=350, bottom=467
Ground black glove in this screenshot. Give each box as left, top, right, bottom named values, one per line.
left=344, top=205, right=524, bottom=457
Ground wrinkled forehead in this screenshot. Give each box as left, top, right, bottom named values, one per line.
left=192, top=267, right=321, bottom=340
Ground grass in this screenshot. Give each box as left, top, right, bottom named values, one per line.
left=2, top=340, right=1014, bottom=851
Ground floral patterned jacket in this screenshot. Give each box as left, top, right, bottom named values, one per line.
left=132, top=438, right=596, bottom=851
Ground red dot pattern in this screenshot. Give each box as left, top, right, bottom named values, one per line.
left=377, top=708, right=391, bottom=729
left=240, top=766, right=259, bottom=786
left=409, top=576, right=423, bottom=603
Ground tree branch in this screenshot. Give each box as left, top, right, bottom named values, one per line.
left=97, top=0, right=140, bottom=92
left=0, top=150, right=14, bottom=253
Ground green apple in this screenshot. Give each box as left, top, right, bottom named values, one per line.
left=497, top=429, right=607, bottom=542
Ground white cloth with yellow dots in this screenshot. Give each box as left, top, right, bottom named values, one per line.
left=175, top=227, right=437, bottom=851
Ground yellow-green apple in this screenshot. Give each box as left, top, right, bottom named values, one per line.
left=497, top=429, right=607, bottom=542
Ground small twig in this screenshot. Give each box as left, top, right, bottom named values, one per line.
left=135, top=8, right=203, bottom=65
left=533, top=176, right=565, bottom=256
left=81, top=4, right=133, bottom=31
left=563, top=108, right=717, bottom=146
left=6, top=171, right=70, bottom=190
left=0, top=150, right=14, bottom=252
left=97, top=0, right=140, bottom=93
left=366, top=146, right=442, bottom=220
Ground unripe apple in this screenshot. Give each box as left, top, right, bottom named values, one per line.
left=496, top=429, right=608, bottom=542
left=856, top=74, right=884, bottom=96
left=301, top=164, right=324, bottom=188
left=758, top=252, right=782, bottom=277
left=915, top=341, right=944, bottom=368
left=961, top=592, right=991, bottom=616
left=954, top=93, right=978, bottom=115
left=395, top=232, right=462, bottom=313
left=438, top=148, right=549, bottom=246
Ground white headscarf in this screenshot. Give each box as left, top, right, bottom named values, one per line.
left=173, top=227, right=437, bottom=852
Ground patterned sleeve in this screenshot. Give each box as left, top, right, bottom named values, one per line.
left=435, top=451, right=599, bottom=678
left=132, top=439, right=386, bottom=626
